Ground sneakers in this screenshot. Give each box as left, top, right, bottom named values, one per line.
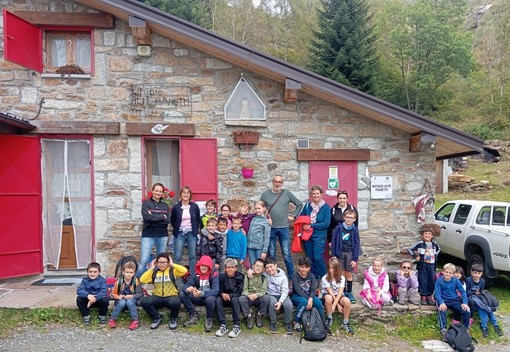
left=440, top=328, right=448, bottom=342
left=108, top=318, right=117, bottom=328
left=420, top=296, right=427, bottom=305
left=426, top=296, right=435, bottom=305
left=169, top=318, right=178, bottom=330
left=324, top=317, right=333, bottom=330
left=246, top=314, right=255, bottom=329
left=345, top=292, right=356, bottom=304
left=83, top=316, right=91, bottom=325
left=183, top=313, right=200, bottom=327
left=150, top=317, right=162, bottom=329
left=215, top=324, right=228, bottom=337
left=343, top=322, right=354, bottom=334
left=494, top=325, right=503, bottom=336
left=256, top=313, right=264, bottom=328
left=481, top=326, right=489, bottom=338
left=228, top=325, right=241, bottom=338
left=99, top=316, right=107, bottom=324
left=269, top=322, right=277, bottom=334
left=129, top=320, right=139, bottom=330
left=205, top=318, right=214, bottom=332
left=285, top=323, right=293, bottom=335
left=293, top=321, right=302, bottom=332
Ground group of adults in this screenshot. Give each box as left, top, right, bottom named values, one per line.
left=138, top=175, right=358, bottom=280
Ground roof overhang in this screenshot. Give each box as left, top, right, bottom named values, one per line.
left=76, top=0, right=485, bottom=160
left=0, top=112, right=37, bottom=134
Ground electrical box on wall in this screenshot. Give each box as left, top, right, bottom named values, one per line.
left=137, top=45, right=151, bottom=57
left=297, top=139, right=309, bottom=149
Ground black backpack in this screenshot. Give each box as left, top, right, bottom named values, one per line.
left=446, top=323, right=477, bottom=352
left=114, top=255, right=138, bottom=278
left=477, top=290, right=499, bottom=312
left=300, top=307, right=328, bottom=343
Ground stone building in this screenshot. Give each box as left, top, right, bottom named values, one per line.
left=0, top=0, right=485, bottom=278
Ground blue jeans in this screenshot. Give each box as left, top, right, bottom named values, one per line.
left=174, top=231, right=197, bottom=275
left=110, top=298, right=139, bottom=320
left=268, top=227, right=294, bottom=277
left=302, top=235, right=327, bottom=279
left=291, top=293, right=324, bottom=322
left=136, top=236, right=168, bottom=278
left=475, top=306, right=498, bottom=329
left=437, top=299, right=470, bottom=330
left=247, top=248, right=263, bottom=267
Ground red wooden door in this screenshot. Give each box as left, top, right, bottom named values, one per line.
left=180, top=138, right=217, bottom=202
left=309, top=161, right=358, bottom=207
left=0, top=135, right=42, bottom=278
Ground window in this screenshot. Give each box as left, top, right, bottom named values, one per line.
left=492, top=207, right=506, bottom=225
left=435, top=203, right=455, bottom=222
left=145, top=139, right=180, bottom=200
left=45, top=31, right=92, bottom=74
left=453, top=204, right=472, bottom=225
left=225, top=77, right=266, bottom=126
left=476, top=207, right=491, bottom=225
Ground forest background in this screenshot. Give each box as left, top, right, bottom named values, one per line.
left=139, top=0, right=510, bottom=140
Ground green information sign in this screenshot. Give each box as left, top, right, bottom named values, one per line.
left=328, top=178, right=339, bottom=189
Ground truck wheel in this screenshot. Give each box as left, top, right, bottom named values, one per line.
left=466, top=253, right=493, bottom=287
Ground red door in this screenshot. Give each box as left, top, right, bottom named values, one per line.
left=180, top=138, right=217, bottom=202
left=309, top=161, right=358, bottom=207
left=0, top=135, right=42, bottom=279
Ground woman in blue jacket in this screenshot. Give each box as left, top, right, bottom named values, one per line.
left=300, top=185, right=331, bottom=279
left=171, top=186, right=201, bottom=275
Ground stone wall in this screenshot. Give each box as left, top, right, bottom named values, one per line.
left=1, top=0, right=436, bottom=273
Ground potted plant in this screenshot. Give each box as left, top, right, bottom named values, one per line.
left=239, top=159, right=255, bottom=179
left=55, top=64, right=85, bottom=76
left=232, top=130, right=261, bottom=147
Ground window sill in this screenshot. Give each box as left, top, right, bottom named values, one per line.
left=41, top=73, right=91, bottom=79
left=225, top=120, right=267, bottom=128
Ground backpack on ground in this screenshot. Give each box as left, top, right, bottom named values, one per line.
left=300, top=307, right=328, bottom=343
left=446, top=323, right=477, bottom=352
left=114, top=255, right=138, bottom=278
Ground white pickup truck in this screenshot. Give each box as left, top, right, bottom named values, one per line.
left=434, top=200, right=510, bottom=284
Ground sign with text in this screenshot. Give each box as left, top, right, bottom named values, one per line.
left=370, top=176, right=393, bottom=199
left=130, top=85, right=192, bottom=118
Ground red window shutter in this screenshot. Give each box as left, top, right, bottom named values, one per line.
left=180, top=138, right=218, bottom=202
left=3, top=9, right=43, bottom=72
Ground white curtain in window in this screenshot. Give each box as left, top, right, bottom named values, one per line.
left=42, top=139, right=92, bottom=269
left=50, top=36, right=67, bottom=67
left=75, top=34, right=91, bottom=69
left=153, top=140, right=172, bottom=188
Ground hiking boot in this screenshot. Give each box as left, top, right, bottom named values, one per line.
left=269, top=322, right=277, bottom=334
left=343, top=322, right=354, bottom=334
left=285, top=323, right=293, bottom=335
left=215, top=324, right=228, bottom=337
left=408, top=297, right=420, bottom=305
left=426, top=296, right=435, bottom=305
left=83, top=316, right=91, bottom=325
left=420, top=296, right=427, bottom=305
left=99, top=316, right=107, bottom=324
left=440, top=328, right=448, bottom=342
left=324, top=317, right=333, bottom=329
left=150, top=317, right=162, bottom=329
left=169, top=318, right=178, bottom=330
left=183, top=313, right=200, bottom=327
left=293, top=321, right=302, bottom=332
left=246, top=314, right=255, bottom=329
left=494, top=325, right=503, bottom=336
left=481, top=326, right=489, bottom=338
left=108, top=318, right=117, bottom=328
left=129, top=320, right=139, bottom=330
left=205, top=318, right=214, bottom=332
left=345, top=292, right=356, bottom=304
left=256, top=313, right=264, bottom=328
left=228, top=325, right=241, bottom=338
left=397, top=297, right=406, bottom=305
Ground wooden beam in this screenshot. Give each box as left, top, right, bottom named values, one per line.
left=125, top=123, right=195, bottom=136
left=29, top=121, right=120, bottom=134
left=131, top=26, right=152, bottom=46
left=283, top=78, right=301, bottom=103
left=297, top=149, right=371, bottom=161
left=13, top=11, right=114, bottom=28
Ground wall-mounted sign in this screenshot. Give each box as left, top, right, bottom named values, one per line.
left=130, top=85, right=192, bottom=118
left=328, top=166, right=339, bottom=189
left=370, top=176, right=393, bottom=199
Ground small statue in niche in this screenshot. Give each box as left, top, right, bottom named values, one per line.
left=240, top=98, right=251, bottom=119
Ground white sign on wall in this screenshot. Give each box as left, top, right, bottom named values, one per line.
left=370, top=176, right=393, bottom=199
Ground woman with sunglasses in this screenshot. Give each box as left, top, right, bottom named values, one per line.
left=328, top=190, right=358, bottom=244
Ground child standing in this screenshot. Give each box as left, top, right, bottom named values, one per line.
left=435, top=263, right=470, bottom=342
left=407, top=224, right=441, bottom=305
left=108, top=261, right=143, bottom=330
left=321, top=257, right=354, bottom=333
left=291, top=257, right=324, bottom=332
left=201, top=199, right=217, bottom=228
left=216, top=217, right=228, bottom=273
left=218, top=203, right=232, bottom=229
left=331, top=208, right=360, bottom=304
left=239, top=258, right=268, bottom=329
left=226, top=217, right=247, bottom=272
left=360, top=256, right=392, bottom=311
left=466, top=263, right=503, bottom=337
left=246, top=201, right=271, bottom=267
left=76, top=262, right=109, bottom=325
left=395, top=260, right=420, bottom=305
left=197, top=217, right=223, bottom=270
left=179, top=255, right=219, bottom=332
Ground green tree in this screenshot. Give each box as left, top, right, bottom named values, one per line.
left=140, top=0, right=213, bottom=28
left=307, top=0, right=379, bottom=94
left=376, top=0, right=475, bottom=115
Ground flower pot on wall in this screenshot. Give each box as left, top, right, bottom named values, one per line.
left=232, top=130, right=260, bottom=150
left=241, top=168, right=254, bottom=179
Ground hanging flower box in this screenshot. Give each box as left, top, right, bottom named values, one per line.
left=232, top=130, right=260, bottom=146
